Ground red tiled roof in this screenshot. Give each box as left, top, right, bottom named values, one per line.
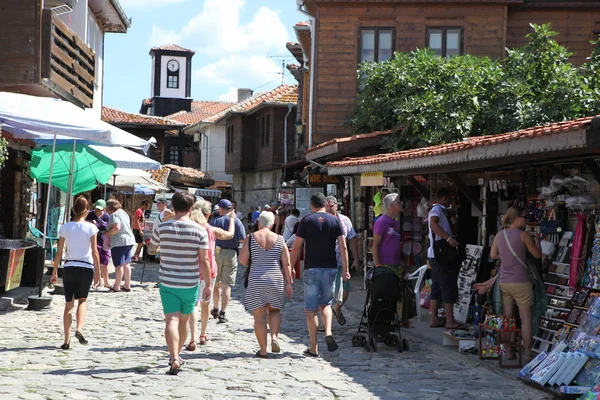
left=295, top=21, right=310, bottom=27
left=307, top=130, right=393, bottom=154
left=164, top=164, right=206, bottom=179
left=327, top=116, right=598, bottom=168
left=211, top=85, right=298, bottom=123
left=166, top=101, right=236, bottom=126
left=287, top=64, right=301, bottom=71
left=102, top=106, right=185, bottom=127
left=150, top=44, right=195, bottom=53
left=1, top=130, right=35, bottom=148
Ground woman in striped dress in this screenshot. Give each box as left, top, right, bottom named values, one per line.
left=240, top=211, right=293, bottom=358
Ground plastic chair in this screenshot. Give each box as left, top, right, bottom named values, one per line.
left=28, top=223, right=58, bottom=260
left=407, top=265, right=428, bottom=321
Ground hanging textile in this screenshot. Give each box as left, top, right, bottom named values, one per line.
left=569, top=213, right=587, bottom=288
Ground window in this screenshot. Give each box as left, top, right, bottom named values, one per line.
left=427, top=27, right=463, bottom=58
left=167, top=75, right=178, bottom=88
left=359, top=28, right=394, bottom=63
left=169, top=145, right=180, bottom=165
left=265, top=115, right=270, bottom=147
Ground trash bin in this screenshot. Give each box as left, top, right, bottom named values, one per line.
left=0, top=239, right=38, bottom=293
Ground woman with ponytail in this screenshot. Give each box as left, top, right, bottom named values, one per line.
left=488, top=206, right=541, bottom=361
left=51, top=196, right=100, bottom=349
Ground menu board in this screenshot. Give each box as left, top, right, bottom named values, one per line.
left=295, top=187, right=325, bottom=218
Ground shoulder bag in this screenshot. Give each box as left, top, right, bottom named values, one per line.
left=243, top=233, right=253, bottom=289
left=432, top=205, right=466, bottom=267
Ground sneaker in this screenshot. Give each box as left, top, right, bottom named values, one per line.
left=210, top=308, right=219, bottom=319
left=218, top=311, right=228, bottom=323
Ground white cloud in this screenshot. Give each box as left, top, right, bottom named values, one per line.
left=149, top=0, right=291, bottom=99
left=217, top=87, right=238, bottom=102
left=119, top=0, right=185, bottom=9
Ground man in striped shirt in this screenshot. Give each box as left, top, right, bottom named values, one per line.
left=148, top=192, right=211, bottom=375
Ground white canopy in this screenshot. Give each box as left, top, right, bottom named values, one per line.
left=110, top=168, right=168, bottom=191
left=0, top=92, right=155, bottom=151
left=90, top=145, right=160, bottom=170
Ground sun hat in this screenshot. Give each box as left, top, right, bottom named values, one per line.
left=94, top=199, right=106, bottom=210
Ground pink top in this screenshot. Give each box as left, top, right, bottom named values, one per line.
left=497, top=228, right=530, bottom=283
left=199, top=224, right=218, bottom=279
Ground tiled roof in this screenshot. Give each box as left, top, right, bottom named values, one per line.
left=164, top=164, right=206, bottom=179
left=307, top=130, right=393, bottom=153
left=150, top=44, right=195, bottom=53
left=150, top=166, right=170, bottom=185
left=102, top=106, right=185, bottom=127
left=211, top=85, right=298, bottom=123
left=166, top=101, right=236, bottom=126
left=295, top=21, right=310, bottom=27
left=1, top=130, right=35, bottom=148
left=327, top=116, right=598, bottom=168
left=287, top=64, right=301, bottom=71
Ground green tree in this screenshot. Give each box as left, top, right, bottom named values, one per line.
left=347, top=23, right=600, bottom=152
left=0, top=137, right=7, bottom=170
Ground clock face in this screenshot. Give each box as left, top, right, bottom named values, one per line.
left=167, top=60, right=179, bottom=72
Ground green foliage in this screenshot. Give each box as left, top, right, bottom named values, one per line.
left=0, top=136, right=7, bottom=170
left=347, top=23, right=600, bottom=152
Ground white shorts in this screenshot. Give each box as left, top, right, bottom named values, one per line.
left=197, top=278, right=216, bottom=304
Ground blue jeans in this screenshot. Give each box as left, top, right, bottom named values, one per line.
left=303, top=268, right=337, bottom=313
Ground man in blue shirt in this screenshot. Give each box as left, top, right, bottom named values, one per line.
left=210, top=199, right=246, bottom=323
left=251, top=207, right=260, bottom=232
left=290, top=192, right=350, bottom=356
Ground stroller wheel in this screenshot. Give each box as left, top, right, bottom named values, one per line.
left=363, top=337, right=371, bottom=352
left=402, top=338, right=409, bottom=351
left=384, top=334, right=397, bottom=347
left=352, top=335, right=362, bottom=347
left=369, top=338, right=377, bottom=353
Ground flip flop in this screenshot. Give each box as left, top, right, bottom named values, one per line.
left=271, top=340, right=280, bottom=353
left=75, top=331, right=88, bottom=345
left=325, top=335, right=338, bottom=352
left=429, top=322, right=445, bottom=328
left=332, top=308, right=346, bottom=326
left=120, top=286, right=132, bottom=292
left=255, top=350, right=268, bottom=358
left=303, top=349, right=319, bottom=358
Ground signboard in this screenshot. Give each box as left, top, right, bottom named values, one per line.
left=453, top=245, right=483, bottom=323
left=309, top=173, right=340, bottom=185
left=5, top=248, right=25, bottom=291
left=361, top=172, right=384, bottom=186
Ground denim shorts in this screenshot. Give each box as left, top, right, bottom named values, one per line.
left=304, top=268, right=337, bottom=313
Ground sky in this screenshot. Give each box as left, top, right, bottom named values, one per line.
left=104, top=0, right=301, bottom=113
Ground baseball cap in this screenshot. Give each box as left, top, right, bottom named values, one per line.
left=155, top=197, right=168, bottom=205
left=264, top=204, right=271, bottom=210
left=218, top=199, right=232, bottom=209
left=94, top=199, right=106, bottom=210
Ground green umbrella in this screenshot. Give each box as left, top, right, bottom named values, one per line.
left=30, top=143, right=117, bottom=195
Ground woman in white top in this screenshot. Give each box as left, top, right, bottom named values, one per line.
left=282, top=209, right=300, bottom=241
left=51, top=196, right=100, bottom=350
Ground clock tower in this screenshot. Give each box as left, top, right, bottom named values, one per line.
left=147, top=44, right=195, bottom=117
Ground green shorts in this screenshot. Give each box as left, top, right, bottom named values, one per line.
left=159, top=283, right=199, bottom=315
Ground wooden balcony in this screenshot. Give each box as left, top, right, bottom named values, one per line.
left=41, top=10, right=95, bottom=108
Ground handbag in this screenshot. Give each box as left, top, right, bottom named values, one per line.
left=243, top=233, right=253, bottom=289
left=433, top=239, right=466, bottom=268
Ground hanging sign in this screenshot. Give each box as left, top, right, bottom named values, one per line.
left=5, top=248, right=25, bottom=291
left=360, top=171, right=384, bottom=186
left=308, top=173, right=340, bottom=184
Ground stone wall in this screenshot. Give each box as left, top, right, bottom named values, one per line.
left=232, top=169, right=281, bottom=213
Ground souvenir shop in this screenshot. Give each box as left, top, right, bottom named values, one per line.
left=326, top=117, right=600, bottom=397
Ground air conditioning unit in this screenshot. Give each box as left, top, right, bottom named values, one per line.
left=44, top=0, right=75, bottom=15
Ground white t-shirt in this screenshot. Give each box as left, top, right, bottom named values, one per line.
left=59, top=221, right=99, bottom=269
left=282, top=215, right=299, bottom=241
left=153, top=210, right=166, bottom=232
left=427, top=204, right=453, bottom=258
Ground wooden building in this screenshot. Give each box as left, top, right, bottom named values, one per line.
left=298, top=0, right=600, bottom=147
left=215, top=85, right=298, bottom=209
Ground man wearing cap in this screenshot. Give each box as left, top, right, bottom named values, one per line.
left=86, top=199, right=111, bottom=288
left=153, top=198, right=174, bottom=231
left=210, top=199, right=246, bottom=323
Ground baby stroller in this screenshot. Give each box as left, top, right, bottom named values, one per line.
left=352, top=266, right=410, bottom=352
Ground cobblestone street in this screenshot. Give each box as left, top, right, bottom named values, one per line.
left=0, top=263, right=549, bottom=400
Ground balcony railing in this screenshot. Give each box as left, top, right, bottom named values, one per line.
left=41, top=10, right=95, bottom=108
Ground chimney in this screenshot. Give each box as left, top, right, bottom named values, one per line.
left=237, top=88, right=253, bottom=103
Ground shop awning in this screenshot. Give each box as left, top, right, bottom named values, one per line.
left=0, top=92, right=155, bottom=152
left=89, top=145, right=160, bottom=170
left=306, top=130, right=393, bottom=161
left=110, top=168, right=169, bottom=191
left=195, top=188, right=222, bottom=198
left=326, top=116, right=600, bottom=176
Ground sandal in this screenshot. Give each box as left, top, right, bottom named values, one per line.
left=168, top=357, right=185, bottom=367
left=303, top=348, right=319, bottom=358
left=186, top=341, right=197, bottom=351
left=120, top=286, right=131, bottom=293
left=271, top=340, right=280, bottom=353
left=256, top=350, right=268, bottom=358
left=332, top=307, right=346, bottom=326
left=325, top=335, right=338, bottom=352
left=60, top=342, right=70, bottom=350
left=167, top=358, right=182, bottom=375
left=75, top=331, right=88, bottom=345
left=199, top=336, right=210, bottom=345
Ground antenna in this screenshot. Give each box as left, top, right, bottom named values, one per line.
left=268, top=55, right=294, bottom=85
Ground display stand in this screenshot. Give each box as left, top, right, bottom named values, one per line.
left=479, top=323, right=523, bottom=368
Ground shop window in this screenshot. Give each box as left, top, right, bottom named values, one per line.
left=169, top=145, right=180, bottom=165
left=427, top=27, right=463, bottom=58
left=359, top=28, right=395, bottom=63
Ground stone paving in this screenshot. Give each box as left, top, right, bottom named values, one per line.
left=0, top=263, right=550, bottom=400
